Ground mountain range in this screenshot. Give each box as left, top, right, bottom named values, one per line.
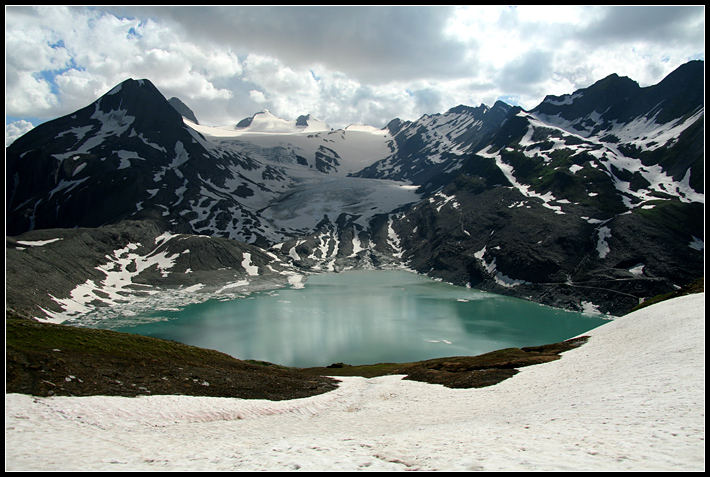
left=6, top=60, right=704, bottom=320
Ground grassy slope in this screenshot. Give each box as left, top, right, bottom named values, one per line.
left=6, top=309, right=338, bottom=400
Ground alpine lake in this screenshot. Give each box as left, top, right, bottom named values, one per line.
left=98, top=270, right=609, bottom=368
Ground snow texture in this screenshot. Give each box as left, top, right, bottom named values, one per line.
left=484, top=109, right=704, bottom=212
left=6, top=293, right=704, bottom=471
left=186, top=117, right=394, bottom=177
left=39, top=236, right=187, bottom=324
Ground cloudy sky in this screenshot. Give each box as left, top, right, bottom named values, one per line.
left=5, top=5, right=705, bottom=143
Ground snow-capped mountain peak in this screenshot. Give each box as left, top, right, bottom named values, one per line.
left=234, top=110, right=332, bottom=134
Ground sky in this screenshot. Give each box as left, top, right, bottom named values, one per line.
left=5, top=5, right=705, bottom=144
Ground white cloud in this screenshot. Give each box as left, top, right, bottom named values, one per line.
left=5, top=71, right=59, bottom=116
left=242, top=55, right=319, bottom=101
left=441, top=5, right=705, bottom=110
left=249, top=90, right=267, bottom=104
left=113, top=6, right=472, bottom=84
left=5, top=6, right=240, bottom=123
left=6, top=120, right=36, bottom=147
left=4, top=5, right=705, bottom=131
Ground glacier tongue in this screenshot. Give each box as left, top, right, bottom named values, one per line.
left=259, top=170, right=421, bottom=234
left=178, top=119, right=421, bottom=263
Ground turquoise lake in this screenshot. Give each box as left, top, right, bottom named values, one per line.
left=104, top=270, right=609, bottom=368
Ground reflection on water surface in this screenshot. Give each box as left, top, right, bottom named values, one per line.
left=99, top=270, right=608, bottom=367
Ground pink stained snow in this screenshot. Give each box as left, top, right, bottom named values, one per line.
left=5, top=292, right=705, bottom=471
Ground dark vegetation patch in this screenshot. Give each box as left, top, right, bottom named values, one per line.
left=627, top=277, right=704, bottom=313
left=5, top=309, right=338, bottom=401
left=300, top=337, right=589, bottom=389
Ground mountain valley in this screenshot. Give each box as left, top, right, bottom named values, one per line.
left=6, top=60, right=704, bottom=321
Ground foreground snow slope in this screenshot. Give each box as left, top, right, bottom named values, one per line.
left=5, top=293, right=705, bottom=471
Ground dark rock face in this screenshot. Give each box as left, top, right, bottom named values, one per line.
left=7, top=79, right=196, bottom=234
left=168, top=96, right=199, bottom=124
left=352, top=101, right=512, bottom=188
left=314, top=145, right=341, bottom=173
left=6, top=79, right=283, bottom=246
left=388, top=61, right=704, bottom=314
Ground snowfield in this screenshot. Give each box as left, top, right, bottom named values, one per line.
left=185, top=116, right=395, bottom=177
left=5, top=293, right=705, bottom=471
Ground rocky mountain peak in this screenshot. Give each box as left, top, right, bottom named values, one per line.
left=234, top=110, right=331, bottom=133
left=384, top=117, right=411, bottom=136
left=98, top=78, right=182, bottom=121
left=446, top=104, right=485, bottom=115
left=533, top=73, right=641, bottom=123
left=295, top=114, right=311, bottom=127
left=169, top=97, right=199, bottom=124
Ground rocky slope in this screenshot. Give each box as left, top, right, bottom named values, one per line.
left=388, top=61, right=704, bottom=314
left=352, top=101, right=512, bottom=187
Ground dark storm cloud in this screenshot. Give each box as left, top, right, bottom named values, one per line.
left=576, top=6, right=705, bottom=46
left=102, top=5, right=473, bottom=83
left=496, top=50, right=554, bottom=97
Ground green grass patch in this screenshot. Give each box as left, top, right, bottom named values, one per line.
left=6, top=315, right=239, bottom=368
left=627, top=278, right=704, bottom=314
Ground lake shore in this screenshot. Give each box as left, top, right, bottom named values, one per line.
left=6, top=292, right=704, bottom=471
left=6, top=308, right=587, bottom=399
left=58, top=269, right=609, bottom=369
